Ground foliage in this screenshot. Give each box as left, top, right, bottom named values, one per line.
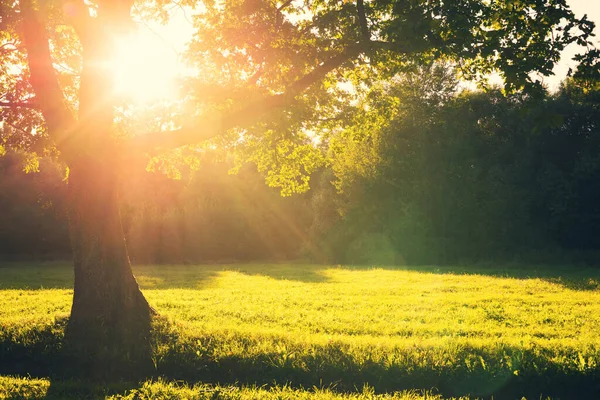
left=4, top=69, right=600, bottom=266
left=313, top=67, right=600, bottom=264
left=0, top=152, right=70, bottom=260
left=122, top=162, right=313, bottom=263
left=0, top=0, right=597, bottom=193
left=4, top=72, right=600, bottom=265
left=0, top=152, right=314, bottom=263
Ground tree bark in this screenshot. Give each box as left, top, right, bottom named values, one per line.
left=21, top=0, right=155, bottom=380
left=63, top=156, right=154, bottom=380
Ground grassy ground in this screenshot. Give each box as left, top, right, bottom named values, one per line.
left=0, top=376, right=457, bottom=400
left=1, top=262, right=600, bottom=399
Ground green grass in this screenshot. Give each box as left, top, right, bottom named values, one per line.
left=1, top=262, right=600, bottom=399
left=0, top=376, right=462, bottom=400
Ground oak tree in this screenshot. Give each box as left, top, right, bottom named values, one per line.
left=0, top=0, right=596, bottom=376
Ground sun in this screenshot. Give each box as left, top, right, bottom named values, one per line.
left=111, top=31, right=183, bottom=103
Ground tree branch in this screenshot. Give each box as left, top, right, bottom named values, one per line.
left=130, top=44, right=365, bottom=152
left=247, top=64, right=265, bottom=86
left=1, top=120, right=34, bottom=137
left=63, top=0, right=94, bottom=45
left=0, top=42, right=22, bottom=55
left=356, top=0, right=370, bottom=41
left=277, top=0, right=294, bottom=12
left=0, top=42, right=18, bottom=49
left=369, top=40, right=411, bottom=53
left=20, top=0, right=76, bottom=151
left=0, top=101, right=40, bottom=109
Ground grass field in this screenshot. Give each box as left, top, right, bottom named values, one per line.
left=1, top=262, right=600, bottom=399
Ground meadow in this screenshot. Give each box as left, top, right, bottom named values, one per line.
left=1, top=262, right=600, bottom=399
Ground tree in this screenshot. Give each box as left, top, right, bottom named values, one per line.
left=0, top=149, right=70, bottom=260
left=0, top=0, right=597, bottom=377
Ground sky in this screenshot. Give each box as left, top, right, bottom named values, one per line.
left=547, top=0, right=600, bottom=89
left=141, top=0, right=600, bottom=93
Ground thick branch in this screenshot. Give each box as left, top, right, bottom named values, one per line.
left=130, top=44, right=364, bottom=152
left=63, top=0, right=94, bottom=45
left=356, top=0, right=370, bottom=41
left=20, top=0, right=76, bottom=150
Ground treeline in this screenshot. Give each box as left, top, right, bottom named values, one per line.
left=1, top=69, right=599, bottom=265
left=121, top=163, right=311, bottom=263
left=317, top=71, right=600, bottom=265
left=0, top=154, right=311, bottom=263
left=0, top=154, right=70, bottom=260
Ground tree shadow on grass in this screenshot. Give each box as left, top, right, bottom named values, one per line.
left=225, top=263, right=332, bottom=283
left=332, top=263, right=600, bottom=292
left=0, top=319, right=66, bottom=380
left=2, top=317, right=600, bottom=399
left=145, top=262, right=600, bottom=291
left=43, top=380, right=138, bottom=400
left=0, top=263, right=330, bottom=291
left=0, top=262, right=74, bottom=290
left=1, top=261, right=598, bottom=292
left=152, top=330, right=600, bottom=400
left=136, top=263, right=332, bottom=286
left=0, top=376, right=142, bottom=399
left=413, top=264, right=600, bottom=292
left=0, top=317, right=151, bottom=399
left=0, top=263, right=222, bottom=290
left=133, top=264, right=222, bottom=289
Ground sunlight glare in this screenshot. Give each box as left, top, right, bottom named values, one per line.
left=112, top=31, right=181, bottom=103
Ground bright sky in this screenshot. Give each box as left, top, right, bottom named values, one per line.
left=129, top=0, right=600, bottom=99
left=546, top=0, right=600, bottom=90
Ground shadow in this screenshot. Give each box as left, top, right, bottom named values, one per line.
left=0, top=263, right=222, bottom=290
left=225, top=263, right=331, bottom=283
left=0, top=263, right=330, bottom=290
left=0, top=318, right=67, bottom=379
left=0, top=262, right=74, bottom=290
left=3, top=261, right=599, bottom=291
left=151, top=330, right=600, bottom=400
left=133, top=264, right=222, bottom=289
left=343, top=263, right=600, bottom=292
left=43, top=379, right=138, bottom=400
left=137, top=262, right=600, bottom=290
left=0, top=376, right=141, bottom=399
left=2, top=317, right=600, bottom=399
left=135, top=263, right=331, bottom=287
left=0, top=317, right=153, bottom=399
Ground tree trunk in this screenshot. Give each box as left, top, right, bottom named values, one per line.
left=63, top=156, right=154, bottom=381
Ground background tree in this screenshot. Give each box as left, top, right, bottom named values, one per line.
left=0, top=149, right=70, bottom=260
left=0, top=0, right=597, bottom=377
left=311, top=68, right=600, bottom=265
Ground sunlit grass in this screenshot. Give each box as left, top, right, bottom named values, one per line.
left=2, top=263, right=600, bottom=347
left=0, top=376, right=464, bottom=400
left=1, top=262, right=599, bottom=398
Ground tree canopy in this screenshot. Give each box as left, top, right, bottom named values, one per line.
left=1, top=0, right=597, bottom=185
